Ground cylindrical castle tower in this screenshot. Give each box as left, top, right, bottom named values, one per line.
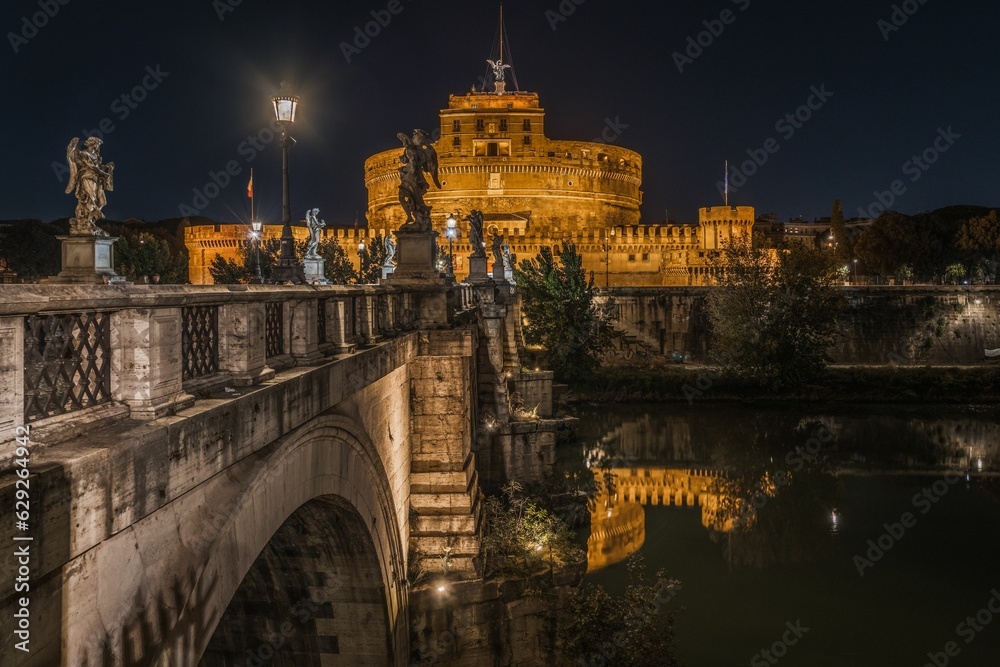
left=364, top=91, right=643, bottom=236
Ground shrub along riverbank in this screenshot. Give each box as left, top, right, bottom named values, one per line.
left=569, top=364, right=1000, bottom=404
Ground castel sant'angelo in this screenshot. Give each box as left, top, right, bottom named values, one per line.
left=185, top=29, right=754, bottom=286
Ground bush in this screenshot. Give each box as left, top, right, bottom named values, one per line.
left=481, top=482, right=584, bottom=578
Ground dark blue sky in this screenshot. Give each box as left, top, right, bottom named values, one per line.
left=1, top=0, right=996, bottom=226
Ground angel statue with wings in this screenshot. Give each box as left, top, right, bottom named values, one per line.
left=396, top=129, right=442, bottom=232
left=65, top=137, right=114, bottom=236
left=305, top=208, right=326, bottom=260
left=487, top=59, right=511, bottom=84
left=467, top=210, right=486, bottom=258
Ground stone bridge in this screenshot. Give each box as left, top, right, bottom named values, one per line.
left=0, top=280, right=553, bottom=666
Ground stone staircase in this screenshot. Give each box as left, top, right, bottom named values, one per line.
left=410, top=450, right=483, bottom=579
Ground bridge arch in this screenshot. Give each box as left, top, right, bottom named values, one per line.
left=159, top=412, right=409, bottom=666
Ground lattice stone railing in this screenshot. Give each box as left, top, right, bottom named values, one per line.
left=23, top=311, right=113, bottom=422
left=182, top=306, right=219, bottom=381
left=0, top=282, right=478, bottom=468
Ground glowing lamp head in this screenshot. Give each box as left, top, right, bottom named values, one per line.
left=271, top=82, right=300, bottom=124
left=251, top=220, right=263, bottom=234
left=358, top=240, right=366, bottom=253
left=446, top=214, right=457, bottom=238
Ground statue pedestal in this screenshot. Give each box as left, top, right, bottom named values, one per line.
left=384, top=230, right=445, bottom=285
left=492, top=262, right=508, bottom=283
left=465, top=256, right=491, bottom=284
left=49, top=235, right=123, bottom=284
left=381, top=265, right=396, bottom=281
left=303, top=258, right=330, bottom=285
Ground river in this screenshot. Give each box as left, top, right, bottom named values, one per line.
left=569, top=403, right=1000, bottom=666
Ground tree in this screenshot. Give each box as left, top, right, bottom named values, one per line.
left=318, top=238, right=358, bottom=284
left=514, top=244, right=618, bottom=380
left=957, top=210, right=1000, bottom=282
left=560, top=556, right=682, bottom=667
left=707, top=233, right=844, bottom=388
left=208, top=255, right=249, bottom=285
left=357, top=235, right=387, bottom=284
left=115, top=232, right=187, bottom=283
left=852, top=212, right=916, bottom=280
left=0, top=220, right=61, bottom=281
left=830, top=200, right=852, bottom=266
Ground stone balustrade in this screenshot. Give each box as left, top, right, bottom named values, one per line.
left=0, top=283, right=475, bottom=470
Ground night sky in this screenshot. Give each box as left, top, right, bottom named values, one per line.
left=1, top=0, right=996, bottom=227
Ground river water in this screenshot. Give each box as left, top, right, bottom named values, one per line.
left=569, top=403, right=1000, bottom=666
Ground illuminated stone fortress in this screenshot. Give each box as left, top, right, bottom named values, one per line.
left=364, top=76, right=753, bottom=285
left=186, top=32, right=755, bottom=286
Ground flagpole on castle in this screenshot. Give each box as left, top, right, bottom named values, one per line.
left=724, top=160, right=729, bottom=207
left=248, top=168, right=264, bottom=283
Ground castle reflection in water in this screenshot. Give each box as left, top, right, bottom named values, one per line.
left=583, top=408, right=999, bottom=572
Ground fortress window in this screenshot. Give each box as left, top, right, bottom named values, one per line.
left=523, top=135, right=532, bottom=145
left=487, top=142, right=499, bottom=157
left=500, top=119, right=508, bottom=132
left=598, top=153, right=609, bottom=162
left=547, top=151, right=556, bottom=158
left=453, top=136, right=461, bottom=148
left=452, top=120, right=461, bottom=132
left=628, top=254, right=637, bottom=262
left=522, top=119, right=532, bottom=132
left=642, top=253, right=650, bottom=262
left=476, top=118, right=485, bottom=132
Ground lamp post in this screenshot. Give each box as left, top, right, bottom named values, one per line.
left=446, top=213, right=457, bottom=279
left=853, top=258, right=859, bottom=284
left=603, top=227, right=615, bottom=287
left=358, top=239, right=368, bottom=283
left=251, top=220, right=263, bottom=283
left=269, top=82, right=306, bottom=284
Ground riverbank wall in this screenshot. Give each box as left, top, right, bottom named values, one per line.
left=597, top=286, right=1000, bottom=365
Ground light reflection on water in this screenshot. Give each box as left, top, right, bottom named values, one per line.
left=571, top=403, right=1000, bottom=666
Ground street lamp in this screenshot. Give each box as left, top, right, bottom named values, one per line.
left=251, top=219, right=263, bottom=283
left=445, top=213, right=458, bottom=279
left=269, top=82, right=305, bottom=284
left=358, top=239, right=368, bottom=282
left=853, top=258, right=859, bottom=284
left=603, top=227, right=616, bottom=287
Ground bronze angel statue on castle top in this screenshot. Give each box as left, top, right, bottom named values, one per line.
left=396, top=129, right=441, bottom=232
left=65, top=137, right=114, bottom=236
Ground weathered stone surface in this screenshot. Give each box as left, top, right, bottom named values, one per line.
left=599, top=286, right=1000, bottom=364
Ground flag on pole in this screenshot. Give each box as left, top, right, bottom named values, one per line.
left=246, top=175, right=254, bottom=199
